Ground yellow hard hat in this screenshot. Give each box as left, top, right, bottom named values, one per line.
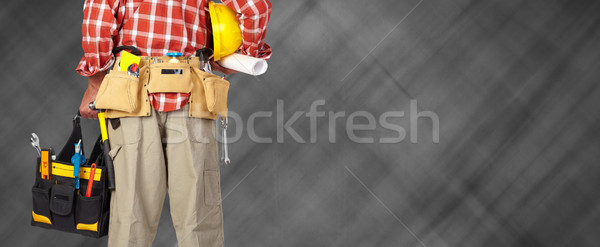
left=209, top=2, right=242, bottom=61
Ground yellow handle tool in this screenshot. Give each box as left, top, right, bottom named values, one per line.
left=90, top=102, right=116, bottom=190
left=98, top=111, right=108, bottom=142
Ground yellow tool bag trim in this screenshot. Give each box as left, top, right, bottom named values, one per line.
left=76, top=221, right=99, bottom=232
left=32, top=211, right=52, bottom=224
left=51, top=162, right=102, bottom=181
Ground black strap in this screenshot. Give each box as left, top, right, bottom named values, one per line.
left=56, top=113, right=84, bottom=162
left=109, top=118, right=121, bottom=130
left=112, top=46, right=141, bottom=56
left=74, top=111, right=81, bottom=128
left=89, top=135, right=104, bottom=166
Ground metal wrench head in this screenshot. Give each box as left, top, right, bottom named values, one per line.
left=30, top=133, right=41, bottom=155
left=30, top=133, right=39, bottom=146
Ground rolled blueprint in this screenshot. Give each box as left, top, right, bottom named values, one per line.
left=218, top=53, right=268, bottom=76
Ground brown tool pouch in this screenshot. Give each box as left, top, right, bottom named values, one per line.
left=95, top=55, right=230, bottom=120
left=95, top=70, right=142, bottom=113
left=190, top=67, right=230, bottom=119
left=147, top=62, right=193, bottom=93
left=203, top=76, right=230, bottom=117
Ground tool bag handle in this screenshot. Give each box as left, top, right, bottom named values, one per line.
left=55, top=112, right=103, bottom=166
left=55, top=112, right=84, bottom=162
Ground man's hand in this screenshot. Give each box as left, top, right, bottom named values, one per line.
left=79, top=71, right=107, bottom=119
left=210, top=59, right=238, bottom=75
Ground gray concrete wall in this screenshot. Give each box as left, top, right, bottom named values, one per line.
left=1, top=0, right=599, bottom=246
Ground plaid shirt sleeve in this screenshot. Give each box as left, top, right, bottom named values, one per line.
left=76, top=0, right=122, bottom=77
left=222, top=0, right=272, bottom=60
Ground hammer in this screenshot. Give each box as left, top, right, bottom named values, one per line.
left=89, top=102, right=116, bottom=190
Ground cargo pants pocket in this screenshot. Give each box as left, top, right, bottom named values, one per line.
left=204, top=170, right=221, bottom=206
left=187, top=117, right=213, bottom=144
left=75, top=194, right=102, bottom=232
left=108, top=117, right=141, bottom=146
left=95, top=70, right=140, bottom=113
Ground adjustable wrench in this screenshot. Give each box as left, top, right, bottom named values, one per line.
left=30, top=133, right=41, bottom=156
left=221, top=117, right=230, bottom=164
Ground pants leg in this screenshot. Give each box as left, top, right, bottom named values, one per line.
left=106, top=105, right=224, bottom=247
left=107, top=112, right=168, bottom=246
left=164, top=108, right=224, bottom=247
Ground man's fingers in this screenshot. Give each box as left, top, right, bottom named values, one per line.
left=79, top=106, right=98, bottom=119
left=86, top=111, right=98, bottom=119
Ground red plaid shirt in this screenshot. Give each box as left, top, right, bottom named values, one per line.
left=77, top=0, right=272, bottom=112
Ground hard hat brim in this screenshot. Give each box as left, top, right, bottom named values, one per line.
left=209, top=2, right=223, bottom=61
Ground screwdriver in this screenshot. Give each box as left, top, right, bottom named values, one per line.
left=85, top=163, right=97, bottom=197
left=71, top=140, right=86, bottom=189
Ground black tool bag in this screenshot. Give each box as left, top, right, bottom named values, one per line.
left=31, top=114, right=110, bottom=238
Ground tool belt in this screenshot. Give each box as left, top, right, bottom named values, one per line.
left=94, top=56, right=230, bottom=119
left=31, top=115, right=111, bottom=238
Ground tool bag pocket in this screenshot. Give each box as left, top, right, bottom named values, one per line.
left=31, top=178, right=53, bottom=225
left=202, top=76, right=230, bottom=117
left=148, top=62, right=193, bottom=93
left=75, top=194, right=103, bottom=232
left=95, top=70, right=140, bottom=113
left=49, top=183, right=77, bottom=229
left=50, top=184, right=75, bottom=216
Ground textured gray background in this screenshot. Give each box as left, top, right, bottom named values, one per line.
left=1, top=0, right=600, bottom=246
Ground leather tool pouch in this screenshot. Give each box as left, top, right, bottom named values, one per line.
left=202, top=75, right=230, bottom=117
left=95, top=70, right=141, bottom=113
left=190, top=67, right=230, bottom=119
left=93, top=48, right=230, bottom=119
left=148, top=62, right=193, bottom=93
left=30, top=114, right=111, bottom=238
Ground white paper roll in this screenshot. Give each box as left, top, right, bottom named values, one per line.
left=218, top=53, right=268, bottom=76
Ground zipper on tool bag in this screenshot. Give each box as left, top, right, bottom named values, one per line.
left=220, top=117, right=230, bottom=164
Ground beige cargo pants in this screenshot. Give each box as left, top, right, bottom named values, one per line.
left=106, top=104, right=224, bottom=246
